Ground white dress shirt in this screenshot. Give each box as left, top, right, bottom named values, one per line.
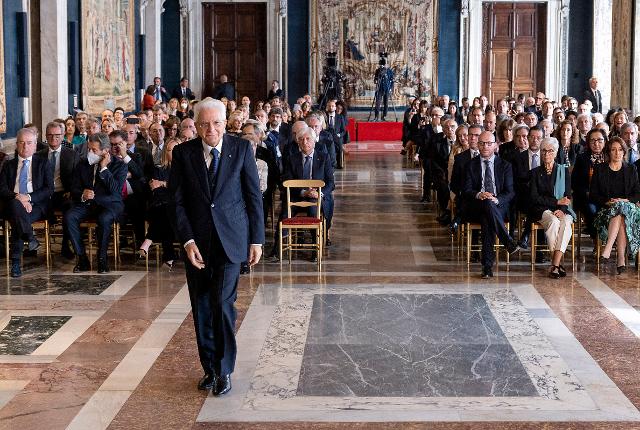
left=528, top=149, right=541, bottom=170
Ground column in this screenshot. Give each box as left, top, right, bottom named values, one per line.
left=143, top=0, right=163, bottom=88
left=39, top=0, right=68, bottom=127
left=592, top=0, right=612, bottom=112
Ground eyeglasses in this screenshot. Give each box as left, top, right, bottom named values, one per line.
left=469, top=133, right=481, bottom=137
left=46, top=134, right=62, bottom=139
left=541, top=149, right=555, bottom=154
left=478, top=141, right=494, bottom=146
left=197, top=120, right=226, bottom=129
left=589, top=138, right=605, bottom=143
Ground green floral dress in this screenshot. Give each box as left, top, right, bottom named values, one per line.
left=594, top=201, right=640, bottom=257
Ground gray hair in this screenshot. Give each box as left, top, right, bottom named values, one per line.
left=541, top=137, right=559, bottom=153
left=193, top=97, right=226, bottom=122
left=305, top=112, right=326, bottom=129
left=16, top=128, right=37, bottom=142
left=298, top=125, right=317, bottom=142
left=88, top=132, right=111, bottom=150
left=513, top=124, right=530, bottom=136
left=46, top=121, right=65, bottom=134
left=577, top=113, right=593, bottom=124
left=620, top=122, right=638, bottom=135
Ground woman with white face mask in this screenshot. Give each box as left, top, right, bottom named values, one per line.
left=177, top=97, right=193, bottom=120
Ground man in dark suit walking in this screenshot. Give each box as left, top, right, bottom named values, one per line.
left=325, top=99, right=347, bottom=168
left=169, top=98, right=264, bottom=396
left=64, top=133, right=128, bottom=274
left=463, top=131, right=519, bottom=278
left=172, top=77, right=196, bottom=101
left=211, top=74, right=235, bottom=101
left=39, top=122, right=79, bottom=259
left=583, top=76, right=602, bottom=113
left=0, top=128, right=53, bottom=277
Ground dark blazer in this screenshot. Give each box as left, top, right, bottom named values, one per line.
left=129, top=144, right=154, bottom=179
left=211, top=82, right=235, bottom=101
left=267, top=88, right=284, bottom=100
left=583, top=88, right=602, bottom=113
left=529, top=164, right=572, bottom=221
left=589, top=162, right=640, bottom=207
left=172, top=86, right=195, bottom=100
left=0, top=153, right=53, bottom=207
left=123, top=151, right=148, bottom=196
left=149, top=165, right=171, bottom=207
left=450, top=149, right=474, bottom=196
left=71, top=158, right=128, bottom=210
left=326, top=113, right=347, bottom=144
left=428, top=133, right=452, bottom=172
left=282, top=150, right=335, bottom=197
left=169, top=135, right=264, bottom=264
left=498, top=141, right=518, bottom=164
left=512, top=150, right=535, bottom=209
left=556, top=143, right=583, bottom=166
left=37, top=146, right=79, bottom=192
left=463, top=156, right=515, bottom=209
left=571, top=151, right=599, bottom=207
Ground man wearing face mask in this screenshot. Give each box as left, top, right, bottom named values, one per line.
left=64, top=133, right=128, bottom=274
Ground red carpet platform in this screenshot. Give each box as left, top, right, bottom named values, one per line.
left=354, top=121, right=402, bottom=141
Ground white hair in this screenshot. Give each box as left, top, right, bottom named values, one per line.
left=298, top=126, right=317, bottom=142
left=193, top=97, right=226, bottom=122
left=541, top=137, right=559, bottom=153
left=577, top=113, right=592, bottom=124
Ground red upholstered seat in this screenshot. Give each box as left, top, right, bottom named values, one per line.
left=282, top=217, right=322, bottom=225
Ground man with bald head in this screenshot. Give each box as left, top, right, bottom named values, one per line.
left=462, top=131, right=519, bottom=278
left=180, top=118, right=197, bottom=141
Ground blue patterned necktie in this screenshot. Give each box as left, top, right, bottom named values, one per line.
left=531, top=153, right=539, bottom=170
left=208, top=148, right=220, bottom=192
left=19, top=159, right=29, bottom=194
left=483, top=159, right=495, bottom=195
left=303, top=155, right=312, bottom=179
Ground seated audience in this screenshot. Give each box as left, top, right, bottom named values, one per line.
left=529, top=137, right=574, bottom=278
left=179, top=117, right=197, bottom=141
left=590, top=137, right=640, bottom=274
left=553, top=120, right=582, bottom=166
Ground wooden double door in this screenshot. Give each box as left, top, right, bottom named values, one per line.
left=203, top=3, right=267, bottom=102
left=482, top=2, right=546, bottom=105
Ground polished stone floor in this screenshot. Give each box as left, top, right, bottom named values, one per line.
left=1, top=142, right=640, bottom=429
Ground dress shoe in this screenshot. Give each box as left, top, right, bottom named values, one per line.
left=73, top=255, right=91, bottom=273
left=10, top=260, right=22, bottom=278
left=198, top=373, right=216, bottom=391
left=240, top=262, right=250, bottom=274
left=213, top=374, right=232, bottom=396
left=549, top=265, right=561, bottom=279
left=61, top=245, right=75, bottom=260
left=28, top=238, right=41, bottom=252
left=97, top=259, right=110, bottom=274
left=557, top=265, right=567, bottom=277
left=507, top=241, right=521, bottom=255
left=535, top=252, right=549, bottom=264
left=448, top=220, right=460, bottom=235
left=518, top=236, right=530, bottom=250
left=481, top=267, right=494, bottom=279
left=617, top=265, right=627, bottom=275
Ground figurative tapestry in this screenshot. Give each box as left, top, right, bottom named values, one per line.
left=81, top=0, right=135, bottom=115
left=0, top=1, right=6, bottom=134
left=310, top=0, right=438, bottom=108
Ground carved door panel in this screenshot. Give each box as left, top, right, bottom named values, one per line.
left=203, top=3, right=267, bottom=102
left=482, top=3, right=546, bottom=105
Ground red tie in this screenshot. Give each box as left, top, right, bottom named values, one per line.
left=121, top=182, right=128, bottom=199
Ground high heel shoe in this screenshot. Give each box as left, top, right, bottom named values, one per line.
left=557, top=265, right=567, bottom=277
left=163, top=260, right=174, bottom=271
left=549, top=266, right=561, bottom=279
left=617, top=265, right=626, bottom=275
left=138, top=249, right=148, bottom=260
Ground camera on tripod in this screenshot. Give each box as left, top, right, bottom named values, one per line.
left=319, top=52, right=345, bottom=108
left=378, top=52, right=389, bottom=66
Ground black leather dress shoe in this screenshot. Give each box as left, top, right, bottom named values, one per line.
left=481, top=267, right=494, bottom=279
left=240, top=262, right=250, bottom=274
left=73, top=255, right=91, bottom=273
left=97, top=259, right=110, bottom=274
left=198, top=373, right=216, bottom=390
left=10, top=260, right=22, bottom=278
left=213, top=374, right=232, bottom=396
left=61, top=246, right=75, bottom=260
left=507, top=241, right=521, bottom=255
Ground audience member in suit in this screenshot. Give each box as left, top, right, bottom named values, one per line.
left=74, top=118, right=102, bottom=159
left=553, top=120, right=583, bottom=166
left=281, top=125, right=335, bottom=242
left=499, top=124, right=528, bottom=165
left=306, top=113, right=336, bottom=168
left=325, top=99, right=347, bottom=168
left=138, top=139, right=180, bottom=267
left=211, top=74, right=235, bottom=100
left=589, top=137, right=640, bottom=273
left=124, top=122, right=154, bottom=178
left=267, top=80, right=284, bottom=100
left=151, top=76, right=170, bottom=103
left=620, top=122, right=640, bottom=164
left=180, top=118, right=198, bottom=141
left=39, top=122, right=79, bottom=259
left=448, top=124, right=482, bottom=233
left=418, top=107, right=445, bottom=202
left=65, top=133, right=128, bottom=274
left=172, top=77, right=196, bottom=101
left=512, top=126, right=544, bottom=250
left=0, top=128, right=53, bottom=278
left=169, top=98, right=264, bottom=395
left=429, top=118, right=457, bottom=224
left=529, top=137, right=574, bottom=278
left=576, top=114, right=592, bottom=147
left=584, top=76, right=603, bottom=113
left=462, top=131, right=519, bottom=278
left=110, top=130, right=148, bottom=249
left=264, top=107, right=293, bottom=172
left=571, top=129, right=607, bottom=242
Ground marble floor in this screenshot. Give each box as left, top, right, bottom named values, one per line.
left=1, top=144, right=640, bottom=429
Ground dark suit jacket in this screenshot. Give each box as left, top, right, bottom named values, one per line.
left=169, top=135, right=264, bottom=264
left=282, top=150, right=335, bottom=198
left=589, top=162, right=640, bottom=207
left=571, top=151, right=598, bottom=208
left=427, top=133, right=452, bottom=173
left=463, top=156, right=515, bottom=209
left=37, top=146, right=79, bottom=192
left=267, top=88, right=284, bottom=100
left=498, top=141, right=517, bottom=164
left=0, top=154, right=53, bottom=208
left=71, top=158, right=128, bottom=211
left=529, top=164, right=572, bottom=221
left=512, top=150, right=535, bottom=209
left=584, top=88, right=602, bottom=113
left=450, top=149, right=474, bottom=196
left=122, top=151, right=149, bottom=196
left=326, top=113, right=347, bottom=144
left=211, top=82, right=235, bottom=100
left=556, top=143, right=583, bottom=166
left=172, top=86, right=195, bottom=100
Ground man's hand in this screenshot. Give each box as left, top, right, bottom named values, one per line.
left=185, top=242, right=205, bottom=269
left=553, top=209, right=565, bottom=219
left=15, top=193, right=29, bottom=203
left=304, top=188, right=319, bottom=199
left=117, top=142, right=127, bottom=158
left=99, top=151, right=111, bottom=169
left=248, top=244, right=262, bottom=267
left=557, top=197, right=571, bottom=206
left=149, top=179, right=166, bottom=190
left=478, top=191, right=493, bottom=200
left=82, top=189, right=95, bottom=201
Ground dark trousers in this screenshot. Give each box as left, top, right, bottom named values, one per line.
left=5, top=200, right=46, bottom=260
left=374, top=90, right=389, bottom=119
left=431, top=166, right=449, bottom=212
left=65, top=203, right=122, bottom=260
left=334, top=138, right=344, bottom=168
left=123, top=195, right=147, bottom=248
left=421, top=157, right=433, bottom=198
left=146, top=203, right=177, bottom=262
left=49, top=191, right=72, bottom=250
left=187, top=230, right=240, bottom=376
left=468, top=199, right=511, bottom=269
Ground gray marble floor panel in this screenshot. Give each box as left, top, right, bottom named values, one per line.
left=0, top=275, right=121, bottom=295
left=0, top=316, right=71, bottom=354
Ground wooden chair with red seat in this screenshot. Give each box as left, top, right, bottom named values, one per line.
left=279, top=179, right=325, bottom=269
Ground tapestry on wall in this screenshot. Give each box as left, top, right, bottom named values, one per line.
left=81, top=0, right=135, bottom=115
left=310, top=0, right=438, bottom=109
left=0, top=1, right=6, bottom=134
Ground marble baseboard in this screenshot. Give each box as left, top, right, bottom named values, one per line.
left=197, top=283, right=640, bottom=422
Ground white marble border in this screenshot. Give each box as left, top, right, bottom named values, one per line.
left=197, top=282, right=640, bottom=422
